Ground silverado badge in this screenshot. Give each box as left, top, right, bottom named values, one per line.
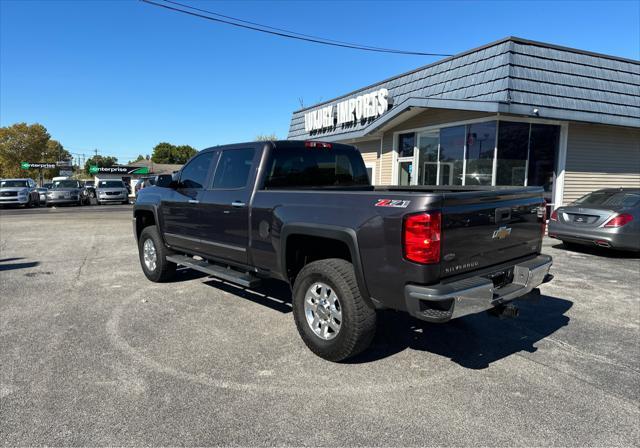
left=492, top=226, right=512, bottom=240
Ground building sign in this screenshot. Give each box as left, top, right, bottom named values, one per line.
left=304, top=88, right=390, bottom=133
left=89, top=165, right=150, bottom=175
left=20, top=162, right=56, bottom=169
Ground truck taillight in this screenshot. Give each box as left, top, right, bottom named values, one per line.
left=550, top=210, right=558, bottom=221
left=305, top=141, right=332, bottom=149
left=541, top=202, right=548, bottom=236
left=403, top=212, right=441, bottom=264
left=604, top=213, right=633, bottom=228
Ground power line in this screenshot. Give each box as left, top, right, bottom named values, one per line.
left=140, top=0, right=453, bottom=57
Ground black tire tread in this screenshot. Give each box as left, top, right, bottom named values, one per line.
left=139, top=226, right=176, bottom=282
left=293, top=258, right=376, bottom=362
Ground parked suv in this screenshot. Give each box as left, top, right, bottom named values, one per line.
left=0, top=178, right=40, bottom=207
left=96, top=180, right=129, bottom=205
left=133, top=140, right=552, bottom=361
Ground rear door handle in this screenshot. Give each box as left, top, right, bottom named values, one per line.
left=231, top=201, right=246, bottom=208
left=188, top=199, right=199, bottom=204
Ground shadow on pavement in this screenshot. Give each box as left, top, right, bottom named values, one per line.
left=195, top=272, right=572, bottom=368
left=203, top=277, right=293, bottom=314
left=349, top=294, right=572, bottom=368
left=0, top=258, right=39, bottom=272
left=551, top=242, right=640, bottom=259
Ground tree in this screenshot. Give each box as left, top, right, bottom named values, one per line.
left=0, top=122, right=72, bottom=179
left=255, top=133, right=278, bottom=141
left=85, top=154, right=118, bottom=175
left=151, top=142, right=197, bottom=164
left=128, top=154, right=147, bottom=164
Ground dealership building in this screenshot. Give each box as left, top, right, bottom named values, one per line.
left=288, top=37, right=639, bottom=208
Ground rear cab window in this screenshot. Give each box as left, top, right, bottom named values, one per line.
left=262, top=144, right=369, bottom=189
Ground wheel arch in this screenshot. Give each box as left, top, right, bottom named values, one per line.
left=134, top=205, right=162, bottom=242
left=281, top=224, right=371, bottom=303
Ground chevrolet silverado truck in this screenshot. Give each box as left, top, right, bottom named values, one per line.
left=133, top=140, right=553, bottom=361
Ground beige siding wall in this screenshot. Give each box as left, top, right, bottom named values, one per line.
left=352, top=139, right=381, bottom=184
left=379, top=109, right=493, bottom=185
left=564, top=123, right=640, bottom=204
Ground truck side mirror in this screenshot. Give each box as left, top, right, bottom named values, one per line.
left=156, top=174, right=176, bottom=188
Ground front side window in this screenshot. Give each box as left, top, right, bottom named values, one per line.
left=180, top=152, right=213, bottom=189
left=212, top=149, right=255, bottom=189
left=465, top=121, right=496, bottom=185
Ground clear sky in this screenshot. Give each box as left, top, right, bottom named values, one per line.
left=1, top=0, right=639, bottom=163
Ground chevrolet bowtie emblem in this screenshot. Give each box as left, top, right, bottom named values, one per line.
left=492, top=226, right=512, bottom=240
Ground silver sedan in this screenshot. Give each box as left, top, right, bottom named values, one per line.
left=548, top=188, right=640, bottom=252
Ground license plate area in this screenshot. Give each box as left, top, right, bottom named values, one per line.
left=484, top=268, right=514, bottom=289
left=569, top=213, right=598, bottom=224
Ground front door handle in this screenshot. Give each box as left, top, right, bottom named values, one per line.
left=188, top=199, right=199, bottom=204
left=231, top=201, right=246, bottom=208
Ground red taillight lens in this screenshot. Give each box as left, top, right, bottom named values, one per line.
left=305, top=141, right=332, bottom=149
left=550, top=210, right=558, bottom=221
left=403, top=212, right=441, bottom=264
left=603, top=213, right=633, bottom=228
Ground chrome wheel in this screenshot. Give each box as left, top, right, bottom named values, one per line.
left=304, top=282, right=342, bottom=340
left=143, top=238, right=157, bottom=271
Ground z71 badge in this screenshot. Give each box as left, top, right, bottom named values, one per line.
left=375, top=199, right=411, bottom=208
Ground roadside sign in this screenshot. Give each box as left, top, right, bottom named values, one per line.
left=20, top=162, right=56, bottom=169
left=56, top=160, right=72, bottom=167
left=59, top=169, right=73, bottom=176
left=89, top=165, right=150, bottom=175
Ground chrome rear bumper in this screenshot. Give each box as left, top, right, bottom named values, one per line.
left=405, top=255, right=553, bottom=322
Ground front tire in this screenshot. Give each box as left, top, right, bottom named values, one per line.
left=292, top=258, right=376, bottom=362
left=138, top=226, right=176, bottom=282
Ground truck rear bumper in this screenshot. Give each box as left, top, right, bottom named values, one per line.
left=404, top=255, right=552, bottom=323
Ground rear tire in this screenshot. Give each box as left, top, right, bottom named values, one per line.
left=292, top=258, right=376, bottom=362
left=138, top=226, right=176, bottom=282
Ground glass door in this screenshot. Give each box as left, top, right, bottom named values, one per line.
left=397, top=133, right=415, bottom=186
left=417, top=130, right=439, bottom=185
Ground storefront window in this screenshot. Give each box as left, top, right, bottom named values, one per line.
left=465, top=121, right=496, bottom=185
left=439, top=125, right=465, bottom=185
left=529, top=124, right=559, bottom=202
left=398, top=133, right=415, bottom=158
left=496, top=121, right=529, bottom=186
left=417, top=130, right=439, bottom=185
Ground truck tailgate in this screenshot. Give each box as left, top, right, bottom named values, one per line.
left=440, top=188, right=544, bottom=278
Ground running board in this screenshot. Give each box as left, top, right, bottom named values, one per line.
left=166, top=255, right=261, bottom=288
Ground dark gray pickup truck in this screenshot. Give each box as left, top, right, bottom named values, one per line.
left=133, top=140, right=552, bottom=361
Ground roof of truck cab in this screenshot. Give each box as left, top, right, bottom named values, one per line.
left=200, top=140, right=357, bottom=152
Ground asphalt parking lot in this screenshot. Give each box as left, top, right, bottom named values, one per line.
left=1, top=206, right=639, bottom=446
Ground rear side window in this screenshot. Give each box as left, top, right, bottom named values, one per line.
left=212, top=149, right=255, bottom=189
left=263, top=146, right=369, bottom=189
left=180, top=152, right=213, bottom=189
